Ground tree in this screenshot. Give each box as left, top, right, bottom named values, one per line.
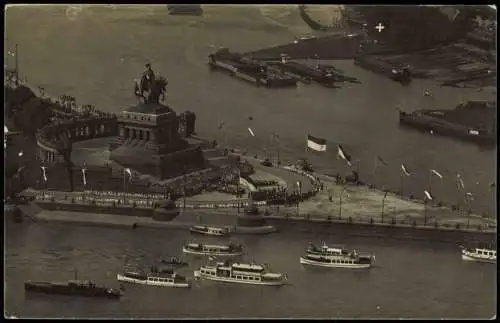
left=13, top=98, right=53, bottom=135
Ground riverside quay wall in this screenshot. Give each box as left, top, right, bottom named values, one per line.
left=264, top=215, right=496, bottom=246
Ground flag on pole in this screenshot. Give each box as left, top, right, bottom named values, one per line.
left=306, top=134, right=327, bottom=152
left=248, top=127, right=255, bottom=137
left=296, top=181, right=302, bottom=190
left=430, top=169, right=443, bottom=179
left=124, top=168, right=132, bottom=181
left=489, top=182, right=496, bottom=191
left=41, top=166, right=48, bottom=182
left=465, top=192, right=474, bottom=200
left=208, top=256, right=216, bottom=261
left=18, top=151, right=23, bottom=157
left=218, top=122, right=224, bottom=130
left=376, top=155, right=388, bottom=167
left=337, top=144, right=352, bottom=167
left=424, top=190, right=433, bottom=200
left=456, top=173, right=465, bottom=190
left=81, top=167, right=87, bottom=186
left=401, top=164, right=411, bottom=176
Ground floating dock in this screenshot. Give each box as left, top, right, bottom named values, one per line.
left=399, top=101, right=496, bottom=147
left=208, top=49, right=297, bottom=88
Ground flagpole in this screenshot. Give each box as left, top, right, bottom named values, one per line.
left=424, top=198, right=428, bottom=226
left=399, top=172, right=404, bottom=196
left=15, top=44, right=19, bottom=86
left=381, top=191, right=388, bottom=223
left=123, top=171, right=126, bottom=205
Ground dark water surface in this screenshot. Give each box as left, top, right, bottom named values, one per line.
left=4, top=5, right=497, bottom=319
left=4, top=221, right=496, bottom=319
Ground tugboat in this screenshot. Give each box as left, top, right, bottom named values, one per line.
left=194, top=260, right=287, bottom=286
left=117, top=265, right=191, bottom=288
left=182, top=242, right=243, bottom=257
left=189, top=225, right=230, bottom=237
left=24, top=280, right=122, bottom=299
left=301, top=242, right=375, bottom=269
left=161, top=256, right=188, bottom=267
left=460, top=245, right=496, bottom=264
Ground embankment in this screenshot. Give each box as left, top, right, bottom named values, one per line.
left=264, top=215, right=496, bottom=245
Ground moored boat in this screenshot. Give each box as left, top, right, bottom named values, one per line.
left=189, top=225, right=230, bottom=237
left=182, top=242, right=243, bottom=257
left=117, top=266, right=191, bottom=288
left=24, top=280, right=122, bottom=299
left=194, top=260, right=287, bottom=286
left=161, top=256, right=188, bottom=267
left=303, top=242, right=375, bottom=269
left=461, top=245, right=496, bottom=264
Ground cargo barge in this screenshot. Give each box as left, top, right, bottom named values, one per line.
left=25, top=280, right=122, bottom=299
left=208, top=49, right=297, bottom=88
left=399, top=101, right=496, bottom=147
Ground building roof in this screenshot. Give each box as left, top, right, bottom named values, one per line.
left=124, top=102, right=174, bottom=115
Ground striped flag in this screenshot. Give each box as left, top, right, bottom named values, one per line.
left=401, top=164, right=411, bottom=176
left=430, top=169, right=443, bottom=179
left=337, top=144, right=352, bottom=167
left=81, top=166, right=87, bottom=186
left=307, top=134, right=327, bottom=152
left=124, top=168, right=132, bottom=181
left=424, top=190, right=433, bottom=200
left=456, top=173, right=465, bottom=190
left=248, top=127, right=255, bottom=137
left=41, top=166, right=48, bottom=182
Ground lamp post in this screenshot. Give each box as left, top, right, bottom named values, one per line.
left=272, top=133, right=280, bottom=166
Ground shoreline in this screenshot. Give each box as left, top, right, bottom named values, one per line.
left=22, top=208, right=495, bottom=245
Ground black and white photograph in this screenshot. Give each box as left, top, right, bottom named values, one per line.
left=4, top=4, right=497, bottom=319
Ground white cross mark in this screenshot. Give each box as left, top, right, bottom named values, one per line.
left=375, top=23, right=385, bottom=33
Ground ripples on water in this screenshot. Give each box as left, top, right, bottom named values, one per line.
left=5, top=221, right=496, bottom=319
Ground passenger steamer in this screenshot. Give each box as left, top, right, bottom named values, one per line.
left=461, top=245, right=496, bottom=264
left=189, top=225, right=230, bottom=237
left=300, top=242, right=375, bottom=269
left=194, top=260, right=288, bottom=286
left=117, top=266, right=191, bottom=288
left=182, top=242, right=243, bottom=257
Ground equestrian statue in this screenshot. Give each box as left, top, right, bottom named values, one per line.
left=134, top=63, right=169, bottom=104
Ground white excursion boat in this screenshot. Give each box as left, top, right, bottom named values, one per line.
left=302, top=242, right=375, bottom=269
left=189, top=225, right=230, bottom=237
left=182, top=243, right=243, bottom=257
left=117, top=266, right=191, bottom=288
left=194, top=260, right=288, bottom=286
left=461, top=245, right=496, bottom=264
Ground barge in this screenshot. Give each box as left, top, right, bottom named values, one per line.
left=398, top=101, right=496, bottom=146
left=167, top=5, right=203, bottom=16
left=208, top=49, right=297, bottom=88
left=24, top=280, right=122, bottom=299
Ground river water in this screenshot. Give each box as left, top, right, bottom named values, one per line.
left=4, top=220, right=497, bottom=319
left=4, top=5, right=497, bottom=319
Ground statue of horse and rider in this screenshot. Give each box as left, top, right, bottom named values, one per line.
left=134, top=63, right=168, bottom=104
